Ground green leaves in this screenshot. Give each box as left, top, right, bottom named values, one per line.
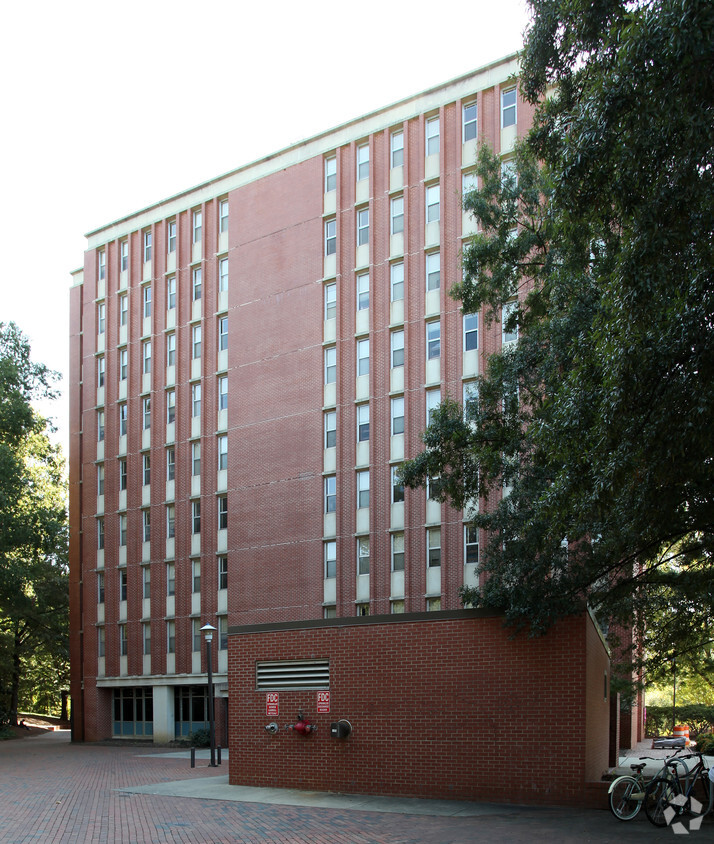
left=403, top=0, right=714, bottom=677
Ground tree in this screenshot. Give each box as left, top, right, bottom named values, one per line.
left=401, top=0, right=714, bottom=679
left=0, top=323, right=68, bottom=723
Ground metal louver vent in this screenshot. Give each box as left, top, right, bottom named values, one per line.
left=256, top=659, right=330, bottom=691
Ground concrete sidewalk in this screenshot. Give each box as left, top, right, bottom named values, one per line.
left=613, top=738, right=714, bottom=778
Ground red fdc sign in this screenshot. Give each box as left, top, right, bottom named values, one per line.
left=266, top=692, right=279, bottom=717
left=317, top=691, right=330, bottom=713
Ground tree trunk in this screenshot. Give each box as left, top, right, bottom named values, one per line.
left=10, top=623, right=21, bottom=726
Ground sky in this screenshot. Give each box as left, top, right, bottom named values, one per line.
left=0, top=0, right=531, bottom=454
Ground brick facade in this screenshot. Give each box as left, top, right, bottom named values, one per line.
left=227, top=610, right=610, bottom=807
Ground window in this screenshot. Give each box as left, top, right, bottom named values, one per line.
left=324, top=540, right=336, bottom=578
left=324, top=282, right=336, bottom=320
left=167, top=276, right=176, bottom=310
left=324, top=411, right=336, bottom=449
left=218, top=615, right=228, bottom=651
left=357, top=207, right=369, bottom=246
left=191, top=382, right=201, bottom=417
left=119, top=293, right=128, bottom=327
left=142, top=453, right=151, bottom=486
left=218, top=316, right=228, bottom=351
left=143, top=565, right=151, bottom=599
left=426, top=116, right=439, bottom=156
left=219, top=258, right=228, bottom=292
left=119, top=347, right=128, bottom=381
left=428, top=527, right=441, bottom=567
left=98, top=249, right=106, bottom=280
left=357, top=537, right=370, bottom=575
left=166, top=332, right=176, bottom=367
left=392, top=465, right=404, bottom=503
left=143, top=509, right=151, bottom=542
left=426, top=388, right=441, bottom=424
left=426, top=320, right=441, bottom=359
left=191, top=441, right=201, bottom=476
left=325, top=219, right=336, bottom=256
left=142, top=340, right=151, bottom=374
left=119, top=458, right=127, bottom=491
left=324, top=156, right=336, bottom=192
left=167, top=620, right=175, bottom=654
left=391, top=600, right=405, bottom=614
left=465, top=525, right=479, bottom=565
left=166, top=448, right=175, bottom=482
left=356, top=272, right=369, bottom=311
left=120, top=240, right=128, bottom=272
left=357, top=338, right=369, bottom=376
left=192, top=267, right=202, bottom=301
left=119, top=402, right=127, bottom=436
left=97, top=464, right=104, bottom=496
left=143, top=284, right=152, bottom=318
left=143, top=231, right=152, bottom=263
left=97, top=355, right=105, bottom=387
left=357, top=470, right=370, bottom=509
left=463, top=101, right=477, bottom=142
left=141, top=397, right=151, bottom=431
left=501, top=158, right=517, bottom=189
left=391, top=196, right=404, bottom=234
left=166, top=506, right=175, bottom=540
left=97, top=572, right=105, bottom=603
left=218, top=376, right=228, bottom=411
left=192, top=209, right=202, bottom=243
left=192, top=324, right=202, bottom=359
left=119, top=514, right=127, bottom=547
left=219, top=199, right=229, bottom=234
left=463, top=381, right=479, bottom=420
left=97, top=410, right=105, bottom=442
left=391, top=261, right=404, bottom=302
left=143, top=622, right=151, bottom=655
left=426, top=184, right=440, bottom=223
left=391, top=329, right=404, bottom=368
left=97, top=303, right=106, bottom=335
left=167, top=220, right=176, bottom=253
left=192, top=500, right=201, bottom=534
left=501, top=87, right=517, bottom=128
left=218, top=556, right=228, bottom=590
left=426, top=597, right=441, bottom=612
left=119, top=624, right=128, bottom=656
left=502, top=300, right=518, bottom=344
left=98, top=626, right=105, bottom=658
left=464, top=312, right=478, bottom=351
left=463, top=171, right=477, bottom=196
left=192, top=560, right=201, bottom=593
left=391, top=533, right=404, bottom=571
left=391, top=396, right=404, bottom=435
left=356, top=403, right=369, bottom=442
left=97, top=517, right=104, bottom=550
left=391, top=130, right=404, bottom=168
left=166, top=390, right=176, bottom=424
left=324, top=606, right=336, bottom=619
left=324, top=346, right=336, bottom=384
left=324, top=475, right=336, bottom=513
left=218, top=495, right=228, bottom=530
left=426, top=251, right=440, bottom=290
left=356, top=143, right=369, bottom=181
left=218, top=435, right=228, bottom=471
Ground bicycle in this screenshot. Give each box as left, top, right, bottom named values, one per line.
left=608, top=749, right=690, bottom=821
left=644, top=751, right=714, bottom=828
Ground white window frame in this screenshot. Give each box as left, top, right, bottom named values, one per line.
left=191, top=499, right=201, bottom=534
left=501, top=87, right=517, bottom=128
left=218, top=495, right=228, bottom=530
left=143, top=230, right=152, bottom=263
left=167, top=220, right=176, bottom=253
left=324, top=346, right=336, bottom=384
left=167, top=276, right=176, bottom=310
left=166, top=332, right=176, bottom=367
left=166, top=507, right=175, bottom=541
left=426, top=251, right=440, bottom=291
left=119, top=293, right=128, bottom=327
left=142, top=340, right=151, bottom=374
left=143, top=453, right=151, bottom=486
left=426, top=320, right=441, bottom=359
left=357, top=537, right=370, bottom=575
left=218, top=434, right=228, bottom=471
left=97, top=302, right=105, bottom=335
left=324, top=475, right=336, bottom=513
left=465, top=524, right=479, bottom=565
left=357, top=470, right=370, bottom=509
left=391, top=130, right=404, bottom=168
left=143, top=284, right=152, bottom=318
left=191, top=441, right=201, bottom=476
left=325, top=218, right=336, bottom=256
left=166, top=447, right=175, bottom=482
left=98, top=249, right=106, bottom=280
left=391, top=532, right=405, bottom=571
left=391, top=396, right=405, bottom=435
left=427, top=527, right=442, bottom=568
left=391, top=329, right=404, bottom=368
left=357, top=207, right=369, bottom=246
left=426, top=116, right=440, bottom=156
left=192, top=209, right=202, bottom=244
left=356, top=272, right=369, bottom=311
left=119, top=347, right=128, bottom=381
left=219, top=258, right=228, bottom=292
left=464, top=312, right=478, bottom=351
left=426, top=388, right=441, bottom=424
left=324, top=410, right=336, bottom=449
left=192, top=382, right=201, bottom=417
left=119, top=402, right=127, bottom=436
left=324, top=282, right=336, bottom=320
left=192, top=267, right=202, bottom=301
left=192, top=324, right=202, bottom=359
left=426, top=184, right=440, bottom=223
left=324, top=540, right=336, bottom=578
left=502, top=300, right=518, bottom=344
left=166, top=389, right=176, bottom=424
left=356, top=143, right=369, bottom=181
left=120, top=240, right=128, bottom=272
left=391, top=196, right=404, bottom=234
left=391, top=465, right=404, bottom=503
left=324, top=156, right=336, bottom=192
left=218, top=316, right=228, bottom=351
left=463, top=101, right=477, bottom=142
left=356, top=403, right=369, bottom=442
left=390, top=261, right=404, bottom=302
left=357, top=338, right=369, bottom=376
left=219, top=199, right=229, bottom=233
left=218, top=375, right=228, bottom=411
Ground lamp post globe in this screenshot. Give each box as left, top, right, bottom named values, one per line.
left=200, top=623, right=217, bottom=767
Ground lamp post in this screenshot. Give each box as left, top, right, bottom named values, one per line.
left=200, top=623, right=217, bottom=767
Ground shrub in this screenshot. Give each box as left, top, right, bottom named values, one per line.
left=645, top=705, right=714, bottom=738
left=696, top=732, right=714, bottom=755
left=188, top=728, right=211, bottom=748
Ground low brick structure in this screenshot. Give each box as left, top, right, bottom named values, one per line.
left=228, top=609, right=610, bottom=807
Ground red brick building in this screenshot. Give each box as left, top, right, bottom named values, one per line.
left=69, top=50, right=607, bottom=763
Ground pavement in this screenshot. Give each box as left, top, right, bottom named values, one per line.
left=1, top=730, right=710, bottom=843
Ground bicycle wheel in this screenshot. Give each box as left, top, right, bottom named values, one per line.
left=609, top=776, right=644, bottom=820
left=644, top=775, right=680, bottom=827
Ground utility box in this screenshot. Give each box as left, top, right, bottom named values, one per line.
left=330, top=719, right=352, bottom=739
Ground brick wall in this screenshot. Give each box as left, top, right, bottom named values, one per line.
left=228, top=610, right=610, bottom=807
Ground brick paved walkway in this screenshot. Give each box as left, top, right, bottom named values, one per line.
left=0, top=731, right=694, bottom=842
